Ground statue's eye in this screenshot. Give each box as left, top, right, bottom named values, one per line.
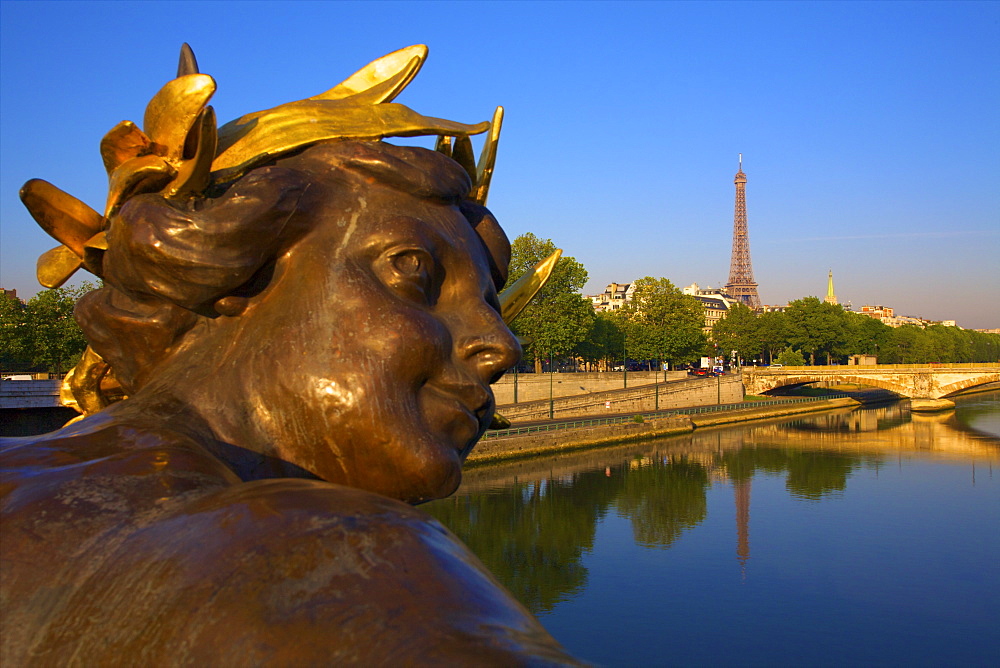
left=380, top=248, right=437, bottom=305
left=392, top=251, right=423, bottom=277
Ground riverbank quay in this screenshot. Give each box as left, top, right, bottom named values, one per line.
left=0, top=378, right=62, bottom=409
left=495, top=374, right=744, bottom=422
left=492, top=370, right=684, bottom=405
left=467, top=396, right=861, bottom=466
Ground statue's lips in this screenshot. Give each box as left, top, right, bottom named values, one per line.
left=423, top=383, right=490, bottom=450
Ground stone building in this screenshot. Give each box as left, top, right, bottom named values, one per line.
left=589, top=282, right=635, bottom=312
left=858, top=304, right=955, bottom=329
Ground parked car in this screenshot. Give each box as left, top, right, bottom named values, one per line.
left=769, top=363, right=783, bottom=369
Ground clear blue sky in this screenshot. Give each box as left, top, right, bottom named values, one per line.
left=2, top=1, right=998, bottom=328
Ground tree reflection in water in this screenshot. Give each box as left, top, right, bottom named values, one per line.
left=427, top=470, right=618, bottom=612
left=716, top=446, right=877, bottom=501
left=427, top=456, right=711, bottom=611
left=428, top=446, right=880, bottom=612
left=614, top=457, right=708, bottom=548
left=425, top=399, right=999, bottom=617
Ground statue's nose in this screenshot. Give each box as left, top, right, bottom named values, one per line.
left=455, top=310, right=521, bottom=385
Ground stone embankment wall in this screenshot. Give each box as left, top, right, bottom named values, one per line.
left=468, top=397, right=861, bottom=465
left=496, top=375, right=744, bottom=422
left=492, top=371, right=686, bottom=405
left=0, top=379, right=61, bottom=409
left=469, top=415, right=694, bottom=463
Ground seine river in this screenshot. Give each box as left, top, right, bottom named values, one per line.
left=426, top=391, right=1000, bottom=667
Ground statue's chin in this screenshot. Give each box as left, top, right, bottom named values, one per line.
left=389, top=448, right=465, bottom=506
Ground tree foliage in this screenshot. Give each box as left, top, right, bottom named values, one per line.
left=709, top=294, right=1000, bottom=365
left=616, top=277, right=707, bottom=368
left=711, top=303, right=760, bottom=362
left=0, top=294, right=30, bottom=369
left=505, top=234, right=593, bottom=369
left=574, top=312, right=623, bottom=370
left=1, top=283, right=94, bottom=373
left=775, top=346, right=807, bottom=366
left=783, top=297, right=848, bottom=365
left=757, top=311, right=788, bottom=363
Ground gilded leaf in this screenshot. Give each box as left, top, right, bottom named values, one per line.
left=311, top=45, right=427, bottom=103
left=164, top=106, right=217, bottom=197
left=20, top=179, right=103, bottom=256
left=37, top=245, right=82, bottom=288
left=143, top=73, right=216, bottom=161
left=214, top=101, right=489, bottom=182
left=105, top=155, right=176, bottom=218
left=100, top=121, right=153, bottom=174
left=472, top=106, right=504, bottom=206
left=500, top=249, right=562, bottom=325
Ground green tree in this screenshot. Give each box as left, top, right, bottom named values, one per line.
left=970, top=331, right=1000, bottom=362
left=574, top=311, right=623, bottom=371
left=617, top=277, right=706, bottom=368
left=775, top=346, right=807, bottom=366
left=1, top=283, right=94, bottom=374
left=0, top=293, right=32, bottom=370
left=844, top=312, right=892, bottom=359
left=506, top=234, right=593, bottom=371
left=758, top=310, right=788, bottom=365
left=784, top=297, right=849, bottom=364
left=885, top=325, right=923, bottom=364
left=711, top=303, right=761, bottom=365
left=921, top=324, right=963, bottom=363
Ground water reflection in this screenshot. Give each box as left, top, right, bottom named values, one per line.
left=429, top=470, right=614, bottom=612
left=616, top=456, right=707, bottom=549
left=425, top=395, right=999, bottom=619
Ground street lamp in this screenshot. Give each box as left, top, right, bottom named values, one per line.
left=717, top=366, right=721, bottom=404
left=623, top=329, right=627, bottom=389
left=656, top=352, right=661, bottom=410
left=548, top=351, right=554, bottom=419
left=513, top=363, right=518, bottom=403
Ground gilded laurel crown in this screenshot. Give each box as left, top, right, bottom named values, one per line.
left=22, top=44, right=504, bottom=290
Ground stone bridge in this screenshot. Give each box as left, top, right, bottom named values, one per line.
left=742, top=363, right=1000, bottom=411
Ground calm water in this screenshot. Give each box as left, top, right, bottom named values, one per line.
left=426, top=392, right=1000, bottom=667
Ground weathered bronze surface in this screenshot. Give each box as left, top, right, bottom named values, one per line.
left=1, top=47, right=577, bottom=664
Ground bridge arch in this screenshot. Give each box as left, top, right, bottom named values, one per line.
left=742, top=364, right=999, bottom=401
left=939, top=373, right=1000, bottom=398
left=758, top=374, right=909, bottom=397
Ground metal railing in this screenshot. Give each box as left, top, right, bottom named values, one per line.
left=484, top=395, right=834, bottom=439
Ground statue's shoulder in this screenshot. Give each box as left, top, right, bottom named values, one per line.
left=137, top=479, right=577, bottom=663
left=1, top=413, right=239, bottom=512
left=7, top=476, right=576, bottom=664
left=2, top=423, right=578, bottom=664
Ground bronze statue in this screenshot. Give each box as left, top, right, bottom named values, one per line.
left=1, top=46, right=577, bottom=664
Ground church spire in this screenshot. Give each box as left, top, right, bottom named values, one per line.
left=824, top=269, right=838, bottom=306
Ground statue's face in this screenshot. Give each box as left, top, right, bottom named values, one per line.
left=223, top=149, right=519, bottom=503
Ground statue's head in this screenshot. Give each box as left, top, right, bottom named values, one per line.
left=20, top=46, right=527, bottom=503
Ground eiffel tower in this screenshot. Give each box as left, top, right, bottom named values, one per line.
left=725, top=154, right=762, bottom=310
